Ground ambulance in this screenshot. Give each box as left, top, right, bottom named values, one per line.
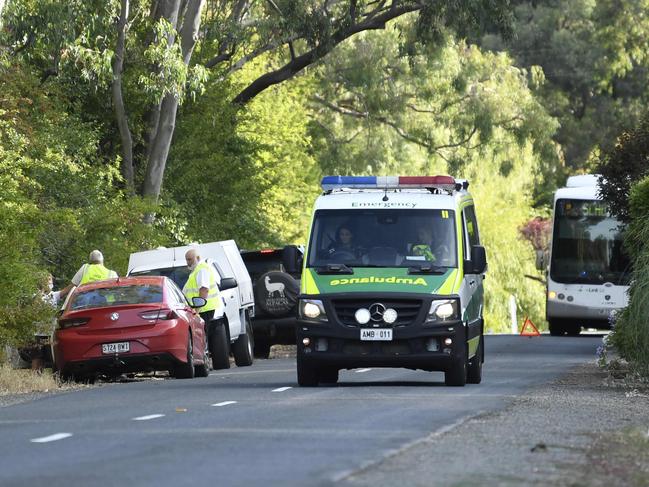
left=297, top=176, right=487, bottom=386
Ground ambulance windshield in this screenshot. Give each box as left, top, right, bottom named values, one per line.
left=307, top=209, right=457, bottom=268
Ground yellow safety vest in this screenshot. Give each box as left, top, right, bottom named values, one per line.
left=79, top=264, right=115, bottom=285
left=182, top=262, right=223, bottom=313
left=412, top=244, right=436, bottom=262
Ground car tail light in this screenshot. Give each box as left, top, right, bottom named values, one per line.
left=139, top=309, right=178, bottom=320
left=58, top=318, right=90, bottom=329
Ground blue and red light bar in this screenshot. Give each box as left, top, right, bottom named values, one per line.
left=321, top=175, right=456, bottom=191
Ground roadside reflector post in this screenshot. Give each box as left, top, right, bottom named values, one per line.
left=509, top=295, right=517, bottom=334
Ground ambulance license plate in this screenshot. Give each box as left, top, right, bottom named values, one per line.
left=102, top=342, right=130, bottom=354
left=360, top=329, right=392, bottom=341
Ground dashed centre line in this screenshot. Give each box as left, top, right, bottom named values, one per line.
left=355, top=368, right=372, bottom=373
left=31, top=433, right=73, bottom=443
left=133, top=414, right=165, bottom=421
left=272, top=387, right=292, bottom=393
left=212, top=401, right=238, bottom=407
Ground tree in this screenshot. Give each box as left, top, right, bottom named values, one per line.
left=2, top=0, right=512, bottom=206
left=480, top=0, right=649, bottom=180
left=598, top=115, right=649, bottom=223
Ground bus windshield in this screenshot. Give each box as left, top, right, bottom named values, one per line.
left=550, top=199, right=630, bottom=285
left=307, top=209, right=457, bottom=268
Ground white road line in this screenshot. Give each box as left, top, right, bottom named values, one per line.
left=355, top=368, right=372, bottom=373
left=31, top=433, right=73, bottom=443
left=272, top=386, right=292, bottom=393
left=133, top=414, right=165, bottom=421
left=212, top=401, right=237, bottom=407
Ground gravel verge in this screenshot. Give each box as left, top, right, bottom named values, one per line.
left=339, top=361, right=649, bottom=487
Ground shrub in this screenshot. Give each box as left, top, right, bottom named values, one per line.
left=610, top=176, right=649, bottom=375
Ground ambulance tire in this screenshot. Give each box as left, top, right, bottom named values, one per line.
left=319, top=368, right=339, bottom=384
left=233, top=318, right=254, bottom=367
left=297, top=356, right=319, bottom=387
left=209, top=321, right=231, bottom=370
left=467, top=336, right=483, bottom=384
left=445, top=347, right=467, bottom=387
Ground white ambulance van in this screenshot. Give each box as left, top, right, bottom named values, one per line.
left=297, top=176, right=487, bottom=386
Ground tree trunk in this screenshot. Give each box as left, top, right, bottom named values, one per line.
left=112, top=0, right=135, bottom=193
left=142, top=0, right=204, bottom=203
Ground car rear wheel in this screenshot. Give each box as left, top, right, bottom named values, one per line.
left=467, top=336, right=483, bottom=384
left=549, top=319, right=567, bottom=336
left=209, top=321, right=230, bottom=370
left=174, top=333, right=196, bottom=379
left=232, top=317, right=254, bottom=367
left=194, top=345, right=210, bottom=377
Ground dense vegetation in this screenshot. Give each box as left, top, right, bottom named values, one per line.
left=598, top=116, right=649, bottom=375
left=1, top=1, right=648, bottom=348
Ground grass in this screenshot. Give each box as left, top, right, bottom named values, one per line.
left=0, top=364, right=64, bottom=396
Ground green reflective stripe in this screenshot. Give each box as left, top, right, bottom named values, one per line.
left=301, top=268, right=320, bottom=295
left=467, top=335, right=480, bottom=358
left=437, top=269, right=458, bottom=295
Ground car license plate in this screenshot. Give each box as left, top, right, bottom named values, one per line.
left=102, top=342, right=130, bottom=354
left=360, top=329, right=393, bottom=341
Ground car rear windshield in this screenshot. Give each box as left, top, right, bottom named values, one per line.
left=70, top=285, right=163, bottom=310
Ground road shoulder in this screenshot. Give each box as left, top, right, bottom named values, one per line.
left=339, top=361, right=649, bottom=487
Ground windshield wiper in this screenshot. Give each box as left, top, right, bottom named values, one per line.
left=314, top=263, right=354, bottom=275
left=408, top=264, right=446, bottom=275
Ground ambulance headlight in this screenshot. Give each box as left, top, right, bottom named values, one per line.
left=299, top=299, right=328, bottom=322
left=426, top=299, right=459, bottom=323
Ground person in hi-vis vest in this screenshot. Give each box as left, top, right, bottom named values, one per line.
left=60, top=250, right=118, bottom=299
left=182, top=248, right=224, bottom=323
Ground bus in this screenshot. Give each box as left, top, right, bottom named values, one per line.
left=544, top=175, right=630, bottom=336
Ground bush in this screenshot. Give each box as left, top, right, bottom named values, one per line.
left=610, top=176, right=649, bottom=375
left=597, top=116, right=649, bottom=222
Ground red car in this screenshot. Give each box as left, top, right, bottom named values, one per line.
left=53, top=276, right=208, bottom=382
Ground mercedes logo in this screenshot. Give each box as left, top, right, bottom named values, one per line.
left=110, top=312, right=120, bottom=321
left=369, top=303, right=386, bottom=322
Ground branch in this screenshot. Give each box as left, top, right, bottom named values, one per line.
left=524, top=274, right=546, bottom=285
left=311, top=94, right=482, bottom=156
left=232, top=1, right=423, bottom=105
left=112, top=0, right=135, bottom=193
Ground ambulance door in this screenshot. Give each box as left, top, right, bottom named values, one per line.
left=461, top=205, right=484, bottom=358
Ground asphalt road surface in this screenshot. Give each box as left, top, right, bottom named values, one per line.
left=0, top=335, right=601, bottom=487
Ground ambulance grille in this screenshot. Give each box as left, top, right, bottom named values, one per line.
left=332, top=299, right=423, bottom=327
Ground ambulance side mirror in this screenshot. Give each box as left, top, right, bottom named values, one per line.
left=465, top=245, right=487, bottom=274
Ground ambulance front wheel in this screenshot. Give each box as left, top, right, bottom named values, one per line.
left=467, top=336, right=483, bottom=384
left=445, top=348, right=467, bottom=387
left=297, top=356, right=319, bottom=387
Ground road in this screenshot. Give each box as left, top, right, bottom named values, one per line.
left=0, top=335, right=600, bottom=486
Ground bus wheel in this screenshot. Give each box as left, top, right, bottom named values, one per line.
left=549, top=319, right=566, bottom=336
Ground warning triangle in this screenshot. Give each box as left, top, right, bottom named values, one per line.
left=520, top=317, right=540, bottom=336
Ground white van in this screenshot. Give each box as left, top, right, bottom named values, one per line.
left=127, top=241, right=255, bottom=368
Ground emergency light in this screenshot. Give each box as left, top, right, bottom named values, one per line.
left=321, top=175, right=457, bottom=192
